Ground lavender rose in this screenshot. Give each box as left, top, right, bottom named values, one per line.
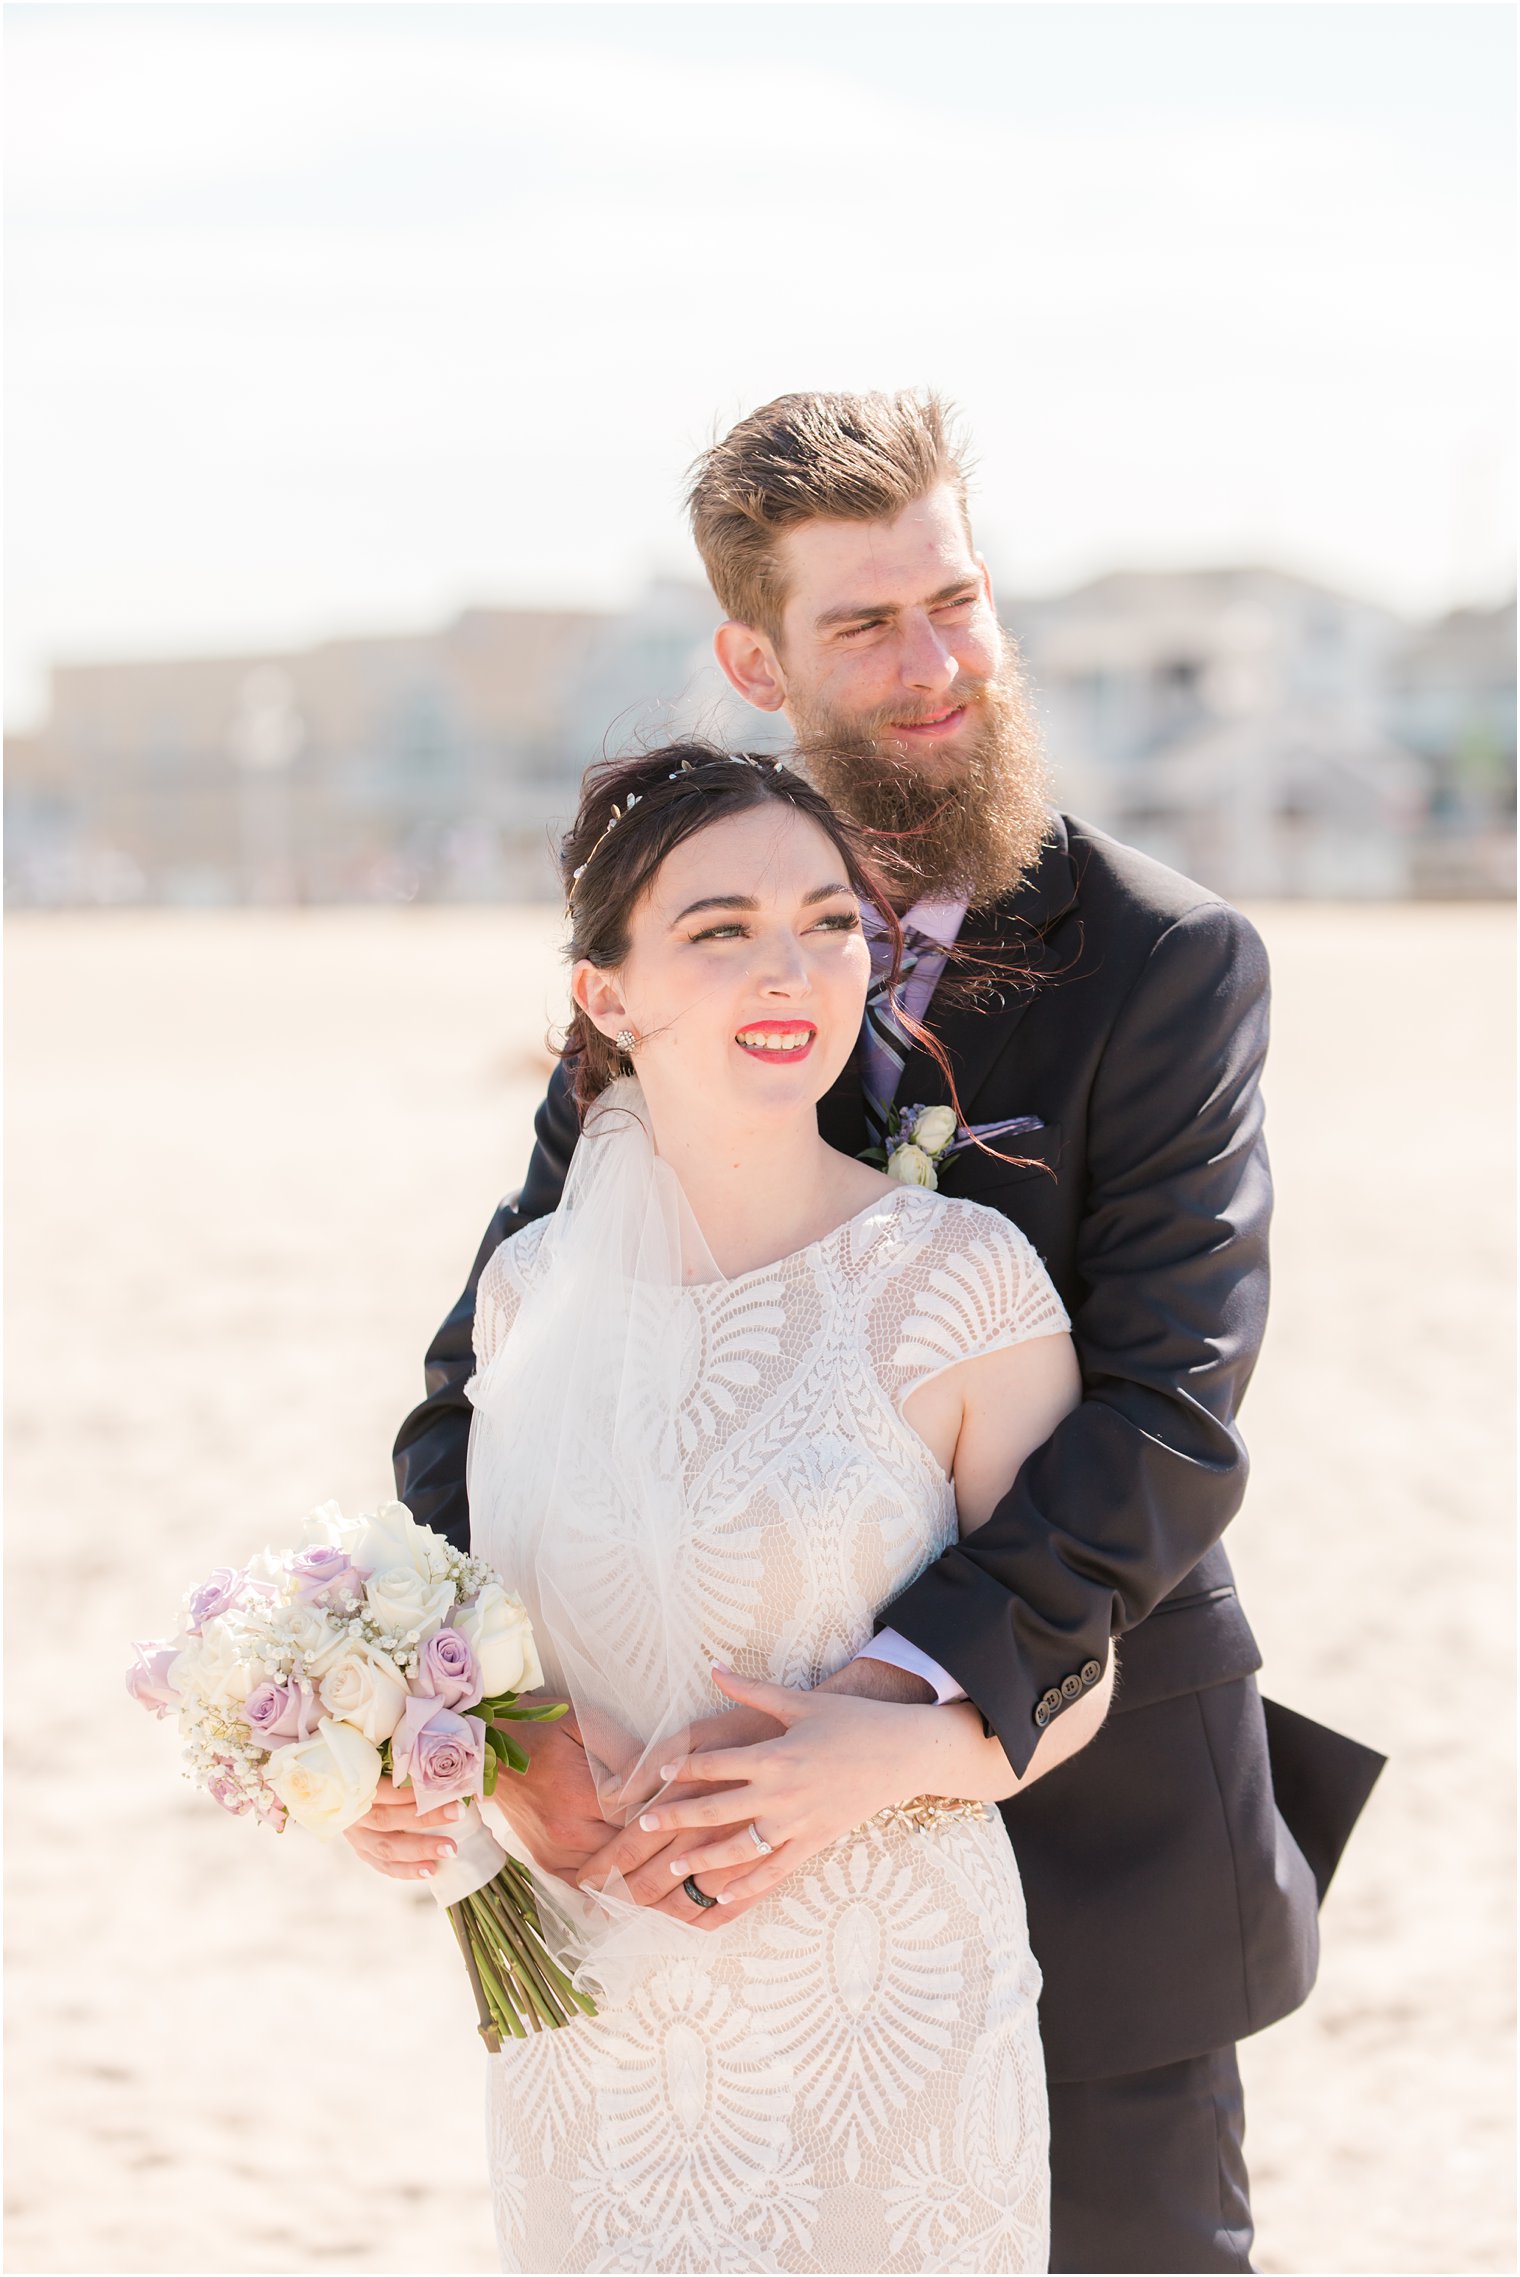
left=414, top=1626, right=483, bottom=1713
left=125, top=1639, right=183, bottom=1719
left=390, top=1695, right=486, bottom=1811
left=287, top=1545, right=366, bottom=1611
left=187, top=1567, right=248, bottom=1631
left=242, top=1678, right=325, bottom=1744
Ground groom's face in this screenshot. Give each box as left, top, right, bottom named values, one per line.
left=768, top=486, right=1002, bottom=771
left=713, top=484, right=1049, bottom=906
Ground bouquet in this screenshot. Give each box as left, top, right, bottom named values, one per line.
left=126, top=1498, right=596, bottom=2047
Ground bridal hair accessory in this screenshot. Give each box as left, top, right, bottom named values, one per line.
left=125, top=1502, right=596, bottom=2047
left=565, top=754, right=792, bottom=914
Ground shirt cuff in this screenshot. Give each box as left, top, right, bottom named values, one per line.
left=852, top=1628, right=967, bottom=1705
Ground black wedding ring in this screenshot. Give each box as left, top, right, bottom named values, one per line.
left=682, top=1874, right=717, bottom=1909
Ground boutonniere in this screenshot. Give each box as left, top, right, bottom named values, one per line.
left=861, top=1103, right=1045, bottom=1192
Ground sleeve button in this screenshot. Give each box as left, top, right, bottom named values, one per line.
left=1081, top=1660, right=1103, bottom=1687
left=1040, top=1687, right=1064, bottom=1718
left=1061, top=1673, right=1083, bottom=1701
left=1034, top=1701, right=1052, bottom=1728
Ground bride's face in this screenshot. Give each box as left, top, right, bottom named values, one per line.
left=575, top=802, right=871, bottom=1133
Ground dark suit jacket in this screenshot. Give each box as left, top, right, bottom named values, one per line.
left=394, top=812, right=1377, bottom=2080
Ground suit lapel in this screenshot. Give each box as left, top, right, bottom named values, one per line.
left=816, top=1037, right=867, bottom=1155
left=892, top=819, right=1080, bottom=1122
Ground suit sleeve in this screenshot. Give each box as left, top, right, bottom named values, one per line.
left=391, top=1059, right=581, bottom=1553
left=881, top=899, right=1272, bottom=1776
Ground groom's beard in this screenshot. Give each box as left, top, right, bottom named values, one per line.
left=789, top=649, right=1051, bottom=909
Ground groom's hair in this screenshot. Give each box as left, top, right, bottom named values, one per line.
left=686, top=390, right=972, bottom=644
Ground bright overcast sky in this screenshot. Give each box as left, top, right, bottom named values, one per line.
left=5, top=2, right=1515, bottom=729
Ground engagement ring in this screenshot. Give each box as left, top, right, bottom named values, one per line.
left=745, top=1822, right=774, bottom=1856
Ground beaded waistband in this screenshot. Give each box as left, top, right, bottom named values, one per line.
left=866, top=1795, right=990, bottom=1833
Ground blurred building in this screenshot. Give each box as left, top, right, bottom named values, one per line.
left=1011, top=568, right=1461, bottom=897
left=1384, top=599, right=1517, bottom=895
left=6, top=570, right=1513, bottom=906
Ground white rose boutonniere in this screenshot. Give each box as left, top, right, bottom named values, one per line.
left=862, top=1103, right=1047, bottom=1192
left=867, top=1100, right=963, bottom=1191
left=888, top=1143, right=939, bottom=1188
left=910, top=1104, right=958, bottom=1155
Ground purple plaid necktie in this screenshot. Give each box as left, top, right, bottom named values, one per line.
left=860, top=923, right=939, bottom=1147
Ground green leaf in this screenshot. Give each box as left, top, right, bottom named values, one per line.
left=484, top=1725, right=510, bottom=1760
left=502, top=1701, right=568, bottom=1723
left=482, top=1753, right=499, bottom=1797
left=501, top=1735, right=531, bottom=1776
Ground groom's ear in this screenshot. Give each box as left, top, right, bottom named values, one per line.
left=713, top=620, right=788, bottom=715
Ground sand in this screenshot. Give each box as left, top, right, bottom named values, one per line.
left=4, top=903, right=1513, bottom=2276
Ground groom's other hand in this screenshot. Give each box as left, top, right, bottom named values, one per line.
left=476, top=1703, right=629, bottom=1889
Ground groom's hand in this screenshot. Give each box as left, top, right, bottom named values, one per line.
left=476, top=1702, right=629, bottom=1888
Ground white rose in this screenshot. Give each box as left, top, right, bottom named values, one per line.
left=351, top=1500, right=432, bottom=1579
left=169, top=1625, right=260, bottom=1708
left=285, top=1603, right=354, bottom=1678
left=317, top=1643, right=409, bottom=1743
left=306, top=1498, right=364, bottom=1555
left=911, top=1105, right=957, bottom=1156
left=888, top=1143, right=939, bottom=1189
left=453, top=1586, right=544, bottom=1698
left=265, top=1718, right=383, bottom=1840
left=364, top=1565, right=457, bottom=1645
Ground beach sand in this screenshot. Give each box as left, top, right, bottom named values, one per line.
left=5, top=903, right=1513, bottom=2275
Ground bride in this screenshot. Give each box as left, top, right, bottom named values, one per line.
left=363, top=743, right=1111, bottom=2273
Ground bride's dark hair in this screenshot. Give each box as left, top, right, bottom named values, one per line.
left=561, top=739, right=959, bottom=1120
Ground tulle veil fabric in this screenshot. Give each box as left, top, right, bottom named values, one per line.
left=465, top=1077, right=749, bottom=1995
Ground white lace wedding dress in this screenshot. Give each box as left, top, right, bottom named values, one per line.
left=469, top=1183, right=1069, bottom=2274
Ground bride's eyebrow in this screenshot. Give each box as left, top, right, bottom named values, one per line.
left=671, top=893, right=754, bottom=926
left=670, top=883, right=854, bottom=927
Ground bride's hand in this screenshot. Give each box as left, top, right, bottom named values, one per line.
left=345, top=1775, right=467, bottom=1881
left=573, top=1699, right=784, bottom=1906
left=637, top=1664, right=940, bottom=1912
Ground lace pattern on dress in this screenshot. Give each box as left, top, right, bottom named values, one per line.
left=470, top=1183, right=1064, bottom=2274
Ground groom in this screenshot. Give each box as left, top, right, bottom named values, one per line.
left=392, top=392, right=1382, bottom=2272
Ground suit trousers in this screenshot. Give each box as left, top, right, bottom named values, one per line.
left=1047, top=2046, right=1254, bottom=2274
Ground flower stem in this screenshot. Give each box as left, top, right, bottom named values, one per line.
left=473, top=1881, right=590, bottom=2026
left=447, top=1899, right=503, bottom=2052
left=477, top=1877, right=590, bottom=2009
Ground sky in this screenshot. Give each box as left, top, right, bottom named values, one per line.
left=5, top=1, right=1515, bottom=730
